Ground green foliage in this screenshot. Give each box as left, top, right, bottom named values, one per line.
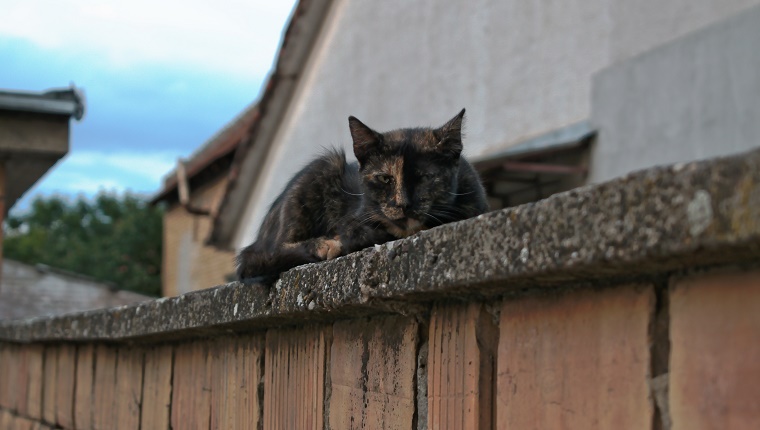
left=4, top=193, right=163, bottom=296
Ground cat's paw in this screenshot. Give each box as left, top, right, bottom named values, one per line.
left=316, top=237, right=342, bottom=260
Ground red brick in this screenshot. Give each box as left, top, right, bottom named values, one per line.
left=171, top=342, right=211, bottom=430
left=25, top=345, right=44, bottom=421
left=497, top=285, right=654, bottom=429
left=115, top=347, right=144, bottom=430
left=0, top=344, right=6, bottom=409
left=10, top=415, right=37, bottom=430
left=263, top=326, right=329, bottom=429
left=141, top=345, right=173, bottom=430
left=42, top=346, right=57, bottom=426
left=74, top=344, right=95, bottom=430
left=92, top=345, right=117, bottom=430
left=55, top=344, right=76, bottom=429
left=670, top=269, right=760, bottom=429
left=14, top=345, right=30, bottom=416
left=0, top=343, right=18, bottom=411
left=210, top=336, right=263, bottom=430
left=329, top=316, right=418, bottom=429
left=0, top=409, right=12, bottom=429
left=428, top=303, right=497, bottom=430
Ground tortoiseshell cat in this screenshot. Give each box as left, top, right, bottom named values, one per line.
left=236, top=109, right=489, bottom=282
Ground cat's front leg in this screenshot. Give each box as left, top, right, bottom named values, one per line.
left=337, top=224, right=395, bottom=256
left=313, top=236, right=342, bottom=260
left=284, top=236, right=343, bottom=261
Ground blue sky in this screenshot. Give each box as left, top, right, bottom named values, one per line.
left=1, top=0, right=296, bottom=210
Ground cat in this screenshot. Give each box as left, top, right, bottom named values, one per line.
left=236, top=108, right=489, bottom=283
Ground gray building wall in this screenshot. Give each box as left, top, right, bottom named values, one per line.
left=234, top=0, right=760, bottom=248
left=590, top=5, right=760, bottom=182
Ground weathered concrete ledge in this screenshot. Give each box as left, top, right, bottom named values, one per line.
left=2, top=148, right=759, bottom=343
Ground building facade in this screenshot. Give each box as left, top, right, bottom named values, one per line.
left=152, top=104, right=257, bottom=296
left=208, top=0, right=760, bottom=252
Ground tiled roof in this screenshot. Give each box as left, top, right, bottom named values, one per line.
left=0, top=260, right=152, bottom=321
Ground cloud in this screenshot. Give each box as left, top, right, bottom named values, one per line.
left=65, top=150, right=176, bottom=184
left=0, top=0, right=296, bottom=78
left=0, top=38, right=262, bottom=154
left=2, top=0, right=294, bottom=211
left=24, top=150, right=177, bottom=203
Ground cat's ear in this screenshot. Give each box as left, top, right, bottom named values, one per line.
left=349, top=116, right=382, bottom=164
left=434, top=108, right=465, bottom=158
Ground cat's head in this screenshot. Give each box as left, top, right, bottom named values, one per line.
left=348, top=109, right=465, bottom=236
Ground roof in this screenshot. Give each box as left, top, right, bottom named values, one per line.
left=207, top=0, right=333, bottom=249
left=0, top=85, right=86, bottom=214
left=474, top=122, right=593, bottom=164
left=0, top=86, right=86, bottom=120
left=472, top=121, right=594, bottom=170
left=0, top=259, right=152, bottom=321
left=150, top=102, right=259, bottom=204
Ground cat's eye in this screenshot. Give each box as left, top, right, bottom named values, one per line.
left=375, top=174, right=392, bottom=184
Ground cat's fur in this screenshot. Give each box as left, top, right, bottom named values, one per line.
left=236, top=109, right=489, bottom=282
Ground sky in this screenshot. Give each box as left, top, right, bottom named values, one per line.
left=1, top=0, right=296, bottom=211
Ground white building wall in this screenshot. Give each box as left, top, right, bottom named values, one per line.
left=234, top=0, right=760, bottom=249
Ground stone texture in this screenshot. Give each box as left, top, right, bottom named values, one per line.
left=141, top=345, right=173, bottom=430
left=171, top=342, right=212, bottom=430
left=670, top=269, right=760, bottom=429
left=496, top=285, right=654, bottom=429
left=428, top=303, right=497, bottom=430
left=0, top=148, right=758, bottom=344
left=263, top=326, right=329, bottom=429
left=329, top=316, right=417, bottom=429
left=209, top=336, right=263, bottom=430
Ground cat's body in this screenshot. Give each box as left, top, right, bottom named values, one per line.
left=236, top=109, right=489, bottom=282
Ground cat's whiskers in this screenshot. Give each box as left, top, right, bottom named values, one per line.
left=424, top=212, right=446, bottom=225
left=347, top=210, right=381, bottom=231
left=431, top=204, right=470, bottom=216
left=427, top=205, right=472, bottom=223
left=341, top=187, right=364, bottom=196
left=430, top=208, right=460, bottom=218
left=448, top=191, right=475, bottom=196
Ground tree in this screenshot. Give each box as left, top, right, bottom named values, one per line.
left=4, top=193, right=163, bottom=296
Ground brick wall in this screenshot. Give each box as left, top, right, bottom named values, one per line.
left=1, top=148, right=759, bottom=429
left=1, top=268, right=759, bottom=429
left=162, top=177, right=235, bottom=297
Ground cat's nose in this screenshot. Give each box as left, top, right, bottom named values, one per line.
left=393, top=201, right=410, bottom=214
left=393, top=189, right=410, bottom=210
